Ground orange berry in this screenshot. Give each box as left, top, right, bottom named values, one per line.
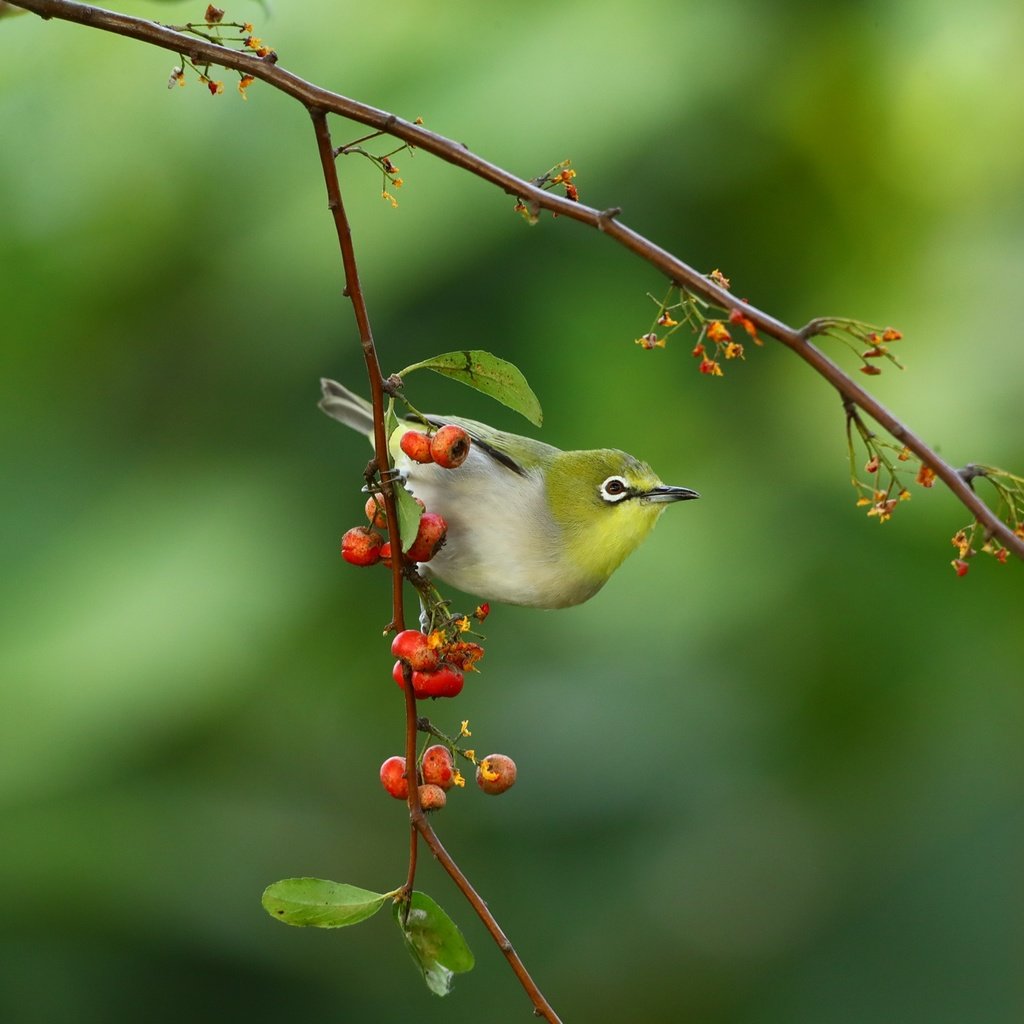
left=430, top=425, right=471, bottom=468
left=476, top=753, right=517, bottom=795
left=364, top=495, right=388, bottom=528
left=392, top=660, right=465, bottom=699
left=380, top=755, right=409, bottom=799
left=341, top=526, right=383, bottom=566
left=418, top=783, right=446, bottom=811
left=406, top=512, right=448, bottom=563
left=421, top=745, right=455, bottom=790
left=391, top=629, right=440, bottom=672
left=400, top=431, right=434, bottom=464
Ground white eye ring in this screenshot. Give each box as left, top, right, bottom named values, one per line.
left=599, top=476, right=630, bottom=503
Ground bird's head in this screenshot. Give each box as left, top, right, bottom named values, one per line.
left=546, top=449, right=698, bottom=588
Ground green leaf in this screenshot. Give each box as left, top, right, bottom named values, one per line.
left=384, top=398, right=399, bottom=445
left=394, top=482, right=424, bottom=553
left=397, top=350, right=543, bottom=427
left=262, top=878, right=393, bottom=928
left=394, top=891, right=475, bottom=996
left=383, top=399, right=423, bottom=550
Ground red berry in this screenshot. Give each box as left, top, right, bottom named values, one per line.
left=392, top=659, right=411, bottom=689
left=391, top=629, right=440, bottom=672
left=392, top=660, right=464, bottom=699
left=400, top=430, right=434, bottom=464
left=421, top=745, right=455, bottom=789
left=476, top=753, right=516, bottom=795
left=406, top=512, right=448, bottom=563
left=380, top=755, right=409, bottom=799
left=416, top=664, right=464, bottom=698
left=418, top=783, right=446, bottom=811
left=379, top=541, right=393, bottom=568
left=430, top=424, right=471, bottom=469
left=364, top=495, right=388, bottom=528
left=341, top=526, right=383, bottom=566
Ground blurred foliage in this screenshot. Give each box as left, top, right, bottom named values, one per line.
left=2, top=0, right=1023, bottom=1022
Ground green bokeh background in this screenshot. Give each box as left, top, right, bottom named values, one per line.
left=2, top=1, right=1022, bottom=1021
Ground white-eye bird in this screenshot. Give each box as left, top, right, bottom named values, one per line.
left=320, top=378, right=698, bottom=609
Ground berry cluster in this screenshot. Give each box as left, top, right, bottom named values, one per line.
left=380, top=740, right=517, bottom=812
left=391, top=629, right=474, bottom=699
left=400, top=424, right=471, bottom=468
left=339, top=423, right=471, bottom=570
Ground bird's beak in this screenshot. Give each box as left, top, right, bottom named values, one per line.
left=644, top=485, right=700, bottom=503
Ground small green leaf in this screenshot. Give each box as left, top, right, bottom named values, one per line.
left=384, top=398, right=399, bottom=445
left=394, top=891, right=475, bottom=996
left=382, top=399, right=423, bottom=549
left=398, top=350, right=543, bottom=427
left=262, top=878, right=393, bottom=928
left=394, top=482, right=424, bottom=553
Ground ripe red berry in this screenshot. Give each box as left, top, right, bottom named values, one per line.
left=476, top=753, right=517, bottom=795
left=421, top=745, right=455, bottom=790
left=392, top=660, right=464, bottom=699
left=418, top=783, right=447, bottom=811
left=379, top=541, right=393, bottom=568
left=400, top=430, right=434, bottom=464
left=341, top=526, right=383, bottom=566
left=430, top=424, right=471, bottom=469
left=406, top=511, right=448, bottom=563
left=391, top=629, right=440, bottom=672
left=364, top=495, right=388, bottom=528
left=380, top=755, right=410, bottom=799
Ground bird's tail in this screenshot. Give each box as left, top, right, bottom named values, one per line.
left=319, top=378, right=374, bottom=435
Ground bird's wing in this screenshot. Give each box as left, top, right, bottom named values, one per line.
left=319, top=378, right=558, bottom=477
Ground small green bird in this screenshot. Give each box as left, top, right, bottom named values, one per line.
left=320, top=379, right=698, bottom=609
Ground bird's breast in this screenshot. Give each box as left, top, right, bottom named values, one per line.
left=400, top=455, right=601, bottom=608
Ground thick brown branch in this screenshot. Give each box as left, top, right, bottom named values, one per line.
left=9, top=0, right=1021, bottom=561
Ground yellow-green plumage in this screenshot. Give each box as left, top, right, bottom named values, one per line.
left=320, top=379, right=698, bottom=608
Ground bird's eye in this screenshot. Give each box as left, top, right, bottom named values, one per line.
left=599, top=476, right=630, bottom=502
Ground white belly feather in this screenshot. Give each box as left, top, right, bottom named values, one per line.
left=397, top=446, right=598, bottom=608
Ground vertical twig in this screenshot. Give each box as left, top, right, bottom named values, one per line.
left=309, top=107, right=562, bottom=1022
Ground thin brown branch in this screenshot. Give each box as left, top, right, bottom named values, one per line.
left=309, top=108, right=423, bottom=882
left=415, top=817, right=564, bottom=1024
left=9, top=0, right=1021, bottom=561
left=310, top=106, right=561, bottom=1017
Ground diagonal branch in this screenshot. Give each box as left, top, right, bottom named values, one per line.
left=9, top=0, right=1021, bottom=561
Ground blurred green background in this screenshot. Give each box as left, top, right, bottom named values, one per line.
left=2, top=0, right=1022, bottom=1021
